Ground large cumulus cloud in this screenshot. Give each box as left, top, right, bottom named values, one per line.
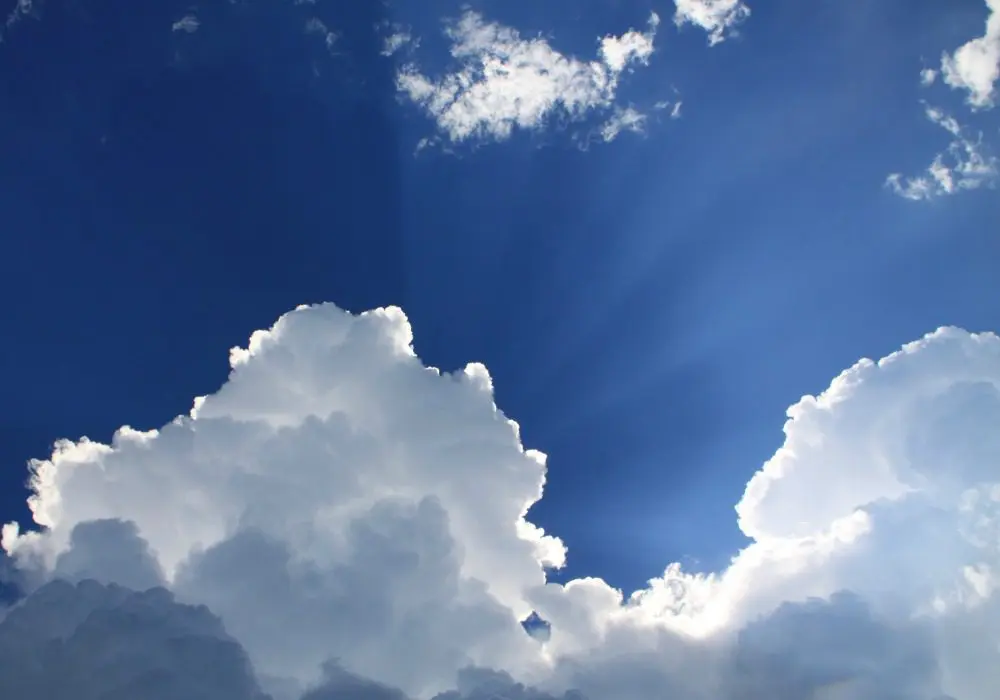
left=4, top=305, right=558, bottom=698
left=3, top=303, right=1000, bottom=699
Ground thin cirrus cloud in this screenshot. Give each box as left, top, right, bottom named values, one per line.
left=889, top=0, right=1000, bottom=200
left=3, top=302, right=1000, bottom=700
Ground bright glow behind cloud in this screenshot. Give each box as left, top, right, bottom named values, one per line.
left=3, top=304, right=1000, bottom=699
left=395, top=12, right=660, bottom=145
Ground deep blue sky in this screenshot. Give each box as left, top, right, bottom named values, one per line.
left=1, top=0, right=998, bottom=595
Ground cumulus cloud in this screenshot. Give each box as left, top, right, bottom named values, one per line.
left=4, top=304, right=561, bottom=698
left=672, top=0, right=750, bottom=46
left=395, top=12, right=660, bottom=145
left=0, top=578, right=269, bottom=700
left=940, top=0, right=1000, bottom=109
left=301, top=661, right=411, bottom=700
left=0, top=551, right=21, bottom=608
left=886, top=105, right=997, bottom=200
left=4, top=305, right=1000, bottom=699
left=53, top=519, right=165, bottom=591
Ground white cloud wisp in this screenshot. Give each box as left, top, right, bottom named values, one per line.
left=395, top=12, right=660, bottom=145
left=3, top=304, right=1000, bottom=700
left=886, top=105, right=997, bottom=200
left=896, top=0, right=1000, bottom=200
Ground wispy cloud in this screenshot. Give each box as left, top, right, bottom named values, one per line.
left=171, top=15, right=200, bottom=34
left=886, top=105, right=997, bottom=200
left=382, top=28, right=415, bottom=57
left=598, top=106, right=648, bottom=142
left=2, top=0, right=38, bottom=41
left=396, top=12, right=660, bottom=146
left=304, top=17, right=338, bottom=54
left=895, top=0, right=1000, bottom=201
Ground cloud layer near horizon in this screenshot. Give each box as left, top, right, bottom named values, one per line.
left=2, top=302, right=999, bottom=700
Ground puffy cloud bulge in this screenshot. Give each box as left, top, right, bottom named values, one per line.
left=2, top=302, right=999, bottom=700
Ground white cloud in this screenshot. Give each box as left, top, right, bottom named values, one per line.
left=654, top=98, right=684, bottom=119
left=395, top=12, right=660, bottom=145
left=3, top=304, right=562, bottom=698
left=305, top=17, right=338, bottom=53
left=382, top=28, right=415, bottom=57
left=4, top=305, right=1000, bottom=699
left=672, top=0, right=750, bottom=46
left=598, top=106, right=647, bottom=142
left=172, top=14, right=200, bottom=34
left=886, top=105, right=997, bottom=200
left=940, top=0, right=1000, bottom=109
left=900, top=1, right=1000, bottom=201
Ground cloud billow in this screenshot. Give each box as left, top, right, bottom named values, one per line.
left=0, top=578, right=269, bottom=700
left=1, top=303, right=998, bottom=700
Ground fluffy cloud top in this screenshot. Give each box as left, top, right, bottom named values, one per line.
left=941, top=0, right=1000, bottom=109
left=4, top=304, right=560, bottom=697
left=395, top=12, right=660, bottom=145
left=886, top=105, right=997, bottom=200
left=4, top=304, right=1000, bottom=700
left=672, top=0, right=750, bottom=46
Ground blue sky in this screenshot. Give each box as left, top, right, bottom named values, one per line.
left=1, top=0, right=1000, bottom=698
